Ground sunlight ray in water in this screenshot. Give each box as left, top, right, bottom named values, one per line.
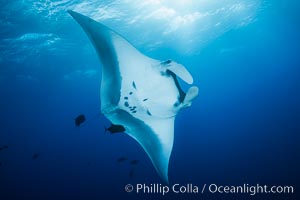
left=1, top=0, right=262, bottom=55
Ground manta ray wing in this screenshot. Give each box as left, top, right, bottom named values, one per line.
left=68, top=10, right=198, bottom=183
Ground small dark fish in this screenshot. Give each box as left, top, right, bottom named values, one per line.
left=124, top=102, right=129, bottom=107
left=105, top=124, right=125, bottom=134
left=75, top=114, right=86, bottom=127
left=132, top=81, right=137, bottom=90
left=129, top=92, right=133, bottom=95
left=32, top=153, right=40, bottom=160
left=129, top=169, right=134, bottom=179
left=143, top=98, right=148, bottom=102
left=117, top=157, right=128, bottom=163
left=130, top=160, right=139, bottom=165
left=0, top=146, right=7, bottom=151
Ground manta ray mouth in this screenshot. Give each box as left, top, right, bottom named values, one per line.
left=168, top=70, right=186, bottom=103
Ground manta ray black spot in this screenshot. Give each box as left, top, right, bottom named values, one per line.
left=32, top=153, right=40, bottom=160
left=124, top=102, right=129, bottom=107
left=132, top=81, right=137, bottom=90
left=130, top=160, right=139, bottom=165
left=0, top=145, right=7, bottom=151
left=146, top=110, right=152, bottom=116
left=105, top=124, right=125, bottom=134
left=129, top=92, right=133, bottom=95
left=117, top=157, right=128, bottom=163
left=75, top=114, right=86, bottom=127
left=132, top=111, right=137, bottom=114
left=130, top=106, right=136, bottom=110
left=143, top=98, right=148, bottom=101
left=124, top=97, right=128, bottom=100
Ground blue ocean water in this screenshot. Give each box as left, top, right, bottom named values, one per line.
left=0, top=0, right=299, bottom=200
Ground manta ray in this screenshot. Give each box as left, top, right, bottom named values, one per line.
left=68, top=10, right=199, bottom=183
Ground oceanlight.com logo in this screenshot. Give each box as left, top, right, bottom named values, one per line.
left=124, top=183, right=294, bottom=196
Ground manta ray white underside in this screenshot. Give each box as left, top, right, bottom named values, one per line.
left=68, top=10, right=199, bottom=183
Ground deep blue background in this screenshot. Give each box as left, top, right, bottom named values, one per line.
left=0, top=1, right=299, bottom=199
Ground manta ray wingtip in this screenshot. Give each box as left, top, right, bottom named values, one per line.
left=67, top=10, right=88, bottom=23
left=163, top=174, right=169, bottom=185
left=163, top=177, right=169, bottom=185
left=67, top=10, right=76, bottom=16
left=67, top=10, right=82, bottom=22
